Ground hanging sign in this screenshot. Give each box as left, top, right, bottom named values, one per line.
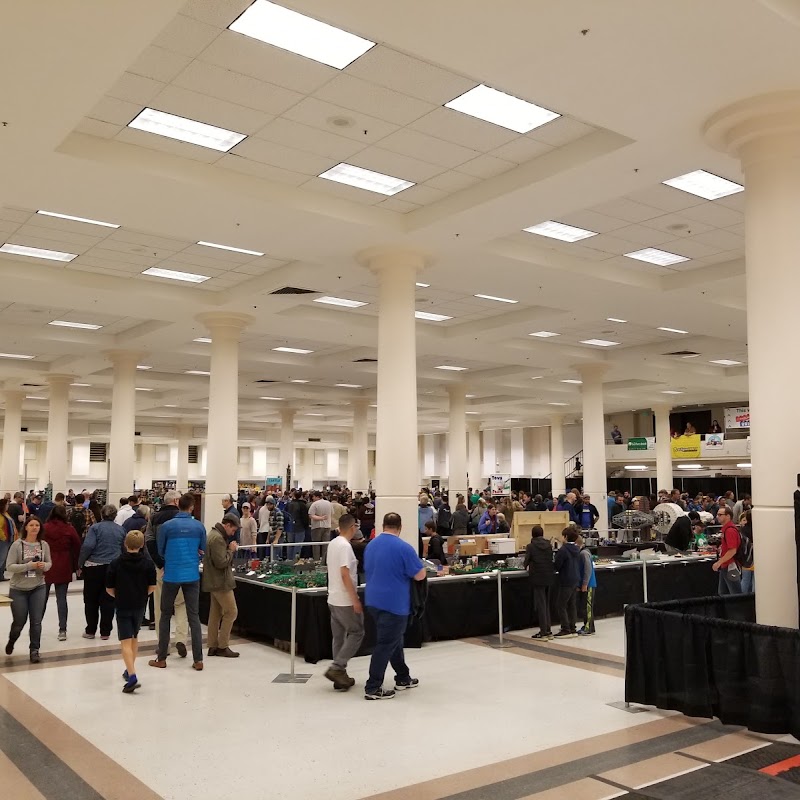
left=490, top=474, right=511, bottom=495
left=671, top=434, right=701, bottom=459
left=627, top=437, right=655, bottom=451
left=724, top=406, right=750, bottom=428
left=702, top=433, right=725, bottom=454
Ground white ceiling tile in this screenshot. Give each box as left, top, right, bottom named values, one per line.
left=490, top=137, right=554, bottom=164
left=529, top=116, right=595, bottom=147
left=153, top=13, right=221, bottom=57
left=232, top=257, right=286, bottom=275
left=656, top=238, right=720, bottom=259
left=556, top=243, right=616, bottom=261
left=0, top=209, right=31, bottom=224
left=688, top=229, right=745, bottom=251
left=200, top=30, right=336, bottom=94
left=4, top=233, right=88, bottom=255
left=74, top=255, right=150, bottom=271
left=610, top=223, right=675, bottom=247
left=626, top=184, right=707, bottom=213
left=410, top=107, right=519, bottom=152
left=642, top=213, right=714, bottom=237
left=255, top=118, right=363, bottom=160
left=113, top=127, right=225, bottom=163
left=151, top=84, right=271, bottom=134
left=0, top=219, right=21, bottom=235
left=346, top=46, right=475, bottom=104
left=87, top=96, right=141, bottom=126
left=303, top=177, right=384, bottom=205
left=168, top=251, right=242, bottom=270
left=216, top=154, right=311, bottom=186
left=378, top=197, right=421, bottom=213
left=424, top=170, right=481, bottom=192
left=179, top=0, right=253, bottom=28
left=349, top=147, right=444, bottom=183
left=15, top=223, right=107, bottom=249
left=282, top=97, right=398, bottom=144
left=313, top=73, right=436, bottom=127
left=128, top=45, right=193, bottom=83
left=111, top=229, right=188, bottom=250
left=172, top=60, right=303, bottom=116
left=458, top=154, right=515, bottom=179
left=181, top=243, right=257, bottom=264
left=557, top=209, right=628, bottom=234
left=230, top=137, right=332, bottom=175
left=66, top=263, right=134, bottom=279
left=582, top=233, right=641, bottom=256
left=725, top=222, right=745, bottom=235
left=677, top=202, right=744, bottom=229
left=378, top=128, right=478, bottom=169
left=107, top=72, right=166, bottom=106
left=74, top=118, right=122, bottom=139
left=389, top=184, right=447, bottom=206
left=715, top=191, right=746, bottom=211
left=589, top=198, right=664, bottom=223
left=602, top=255, right=670, bottom=275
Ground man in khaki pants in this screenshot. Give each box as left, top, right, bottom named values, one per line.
left=202, top=514, right=240, bottom=658
left=146, top=491, right=189, bottom=658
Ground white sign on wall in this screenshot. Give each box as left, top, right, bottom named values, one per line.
left=724, top=406, right=750, bottom=429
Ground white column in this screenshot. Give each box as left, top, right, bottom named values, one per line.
left=359, top=247, right=426, bottom=548
left=482, top=429, right=497, bottom=479
left=196, top=312, right=252, bottom=523
left=300, top=447, right=315, bottom=491
left=576, top=363, right=609, bottom=532
left=652, top=404, right=673, bottom=494
left=107, top=351, right=141, bottom=499
left=549, top=415, right=566, bottom=497
left=447, top=385, right=467, bottom=504
left=467, top=422, right=481, bottom=491
left=45, top=375, right=74, bottom=493
left=0, top=389, right=23, bottom=495
left=706, top=92, right=800, bottom=627
left=279, top=408, right=295, bottom=490
left=176, top=424, right=190, bottom=492
left=510, top=427, right=525, bottom=475
left=348, top=398, right=369, bottom=493
left=136, top=443, right=156, bottom=491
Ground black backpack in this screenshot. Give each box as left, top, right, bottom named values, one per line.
left=736, top=529, right=754, bottom=568
left=70, top=508, right=87, bottom=537
left=437, top=507, right=453, bottom=532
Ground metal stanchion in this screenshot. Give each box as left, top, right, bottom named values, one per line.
left=490, top=569, right=513, bottom=649
left=273, top=586, right=312, bottom=684
left=642, top=558, right=649, bottom=603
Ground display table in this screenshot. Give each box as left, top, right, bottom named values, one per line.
left=200, top=555, right=716, bottom=662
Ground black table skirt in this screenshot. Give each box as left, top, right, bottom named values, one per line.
left=200, top=559, right=716, bottom=663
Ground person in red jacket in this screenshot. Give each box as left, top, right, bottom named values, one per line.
left=43, top=504, right=83, bottom=640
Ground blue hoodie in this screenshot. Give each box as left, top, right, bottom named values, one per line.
left=158, top=511, right=207, bottom=583
left=418, top=505, right=436, bottom=534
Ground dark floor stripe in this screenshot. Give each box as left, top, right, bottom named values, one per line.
left=437, top=721, right=733, bottom=800
left=483, top=634, right=625, bottom=671
left=0, top=707, right=105, bottom=800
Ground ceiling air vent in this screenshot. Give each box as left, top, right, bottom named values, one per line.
left=353, top=358, right=377, bottom=363
left=22, top=383, right=44, bottom=387
left=307, top=437, right=321, bottom=442
left=254, top=379, right=278, bottom=383
left=665, top=350, right=700, bottom=357
left=269, top=287, right=318, bottom=295
left=188, top=445, right=199, bottom=464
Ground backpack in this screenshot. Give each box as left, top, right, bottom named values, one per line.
left=436, top=507, right=453, bottom=532
left=70, top=507, right=87, bottom=537
left=736, top=529, right=754, bottom=568
left=282, top=509, right=294, bottom=534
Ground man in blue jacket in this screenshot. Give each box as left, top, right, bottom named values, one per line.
left=149, top=494, right=207, bottom=671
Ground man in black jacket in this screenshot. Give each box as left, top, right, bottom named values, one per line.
left=553, top=528, right=582, bottom=639
left=665, top=510, right=699, bottom=553
left=524, top=525, right=554, bottom=640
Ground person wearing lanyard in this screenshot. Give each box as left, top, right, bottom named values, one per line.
left=4, top=517, right=52, bottom=663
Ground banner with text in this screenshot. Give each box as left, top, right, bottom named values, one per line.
left=490, top=474, right=511, bottom=495
left=671, top=434, right=702, bottom=459
left=702, top=433, right=726, bottom=454
left=724, top=406, right=750, bottom=428
left=627, top=437, right=656, bottom=451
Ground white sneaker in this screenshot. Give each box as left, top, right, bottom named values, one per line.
left=58, top=631, right=67, bottom=641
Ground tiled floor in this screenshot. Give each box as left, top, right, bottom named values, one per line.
left=0, top=588, right=797, bottom=800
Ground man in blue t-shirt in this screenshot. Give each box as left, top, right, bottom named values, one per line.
left=363, top=513, right=426, bottom=700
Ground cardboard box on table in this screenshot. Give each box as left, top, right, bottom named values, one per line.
left=512, top=511, right=569, bottom=551
left=446, top=533, right=508, bottom=556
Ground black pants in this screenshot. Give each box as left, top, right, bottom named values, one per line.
left=532, top=584, right=552, bottom=634
left=82, top=564, right=115, bottom=636
left=557, top=585, right=577, bottom=633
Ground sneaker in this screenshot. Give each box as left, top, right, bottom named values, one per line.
left=554, top=630, right=577, bottom=639
left=122, top=678, right=141, bottom=694
left=5, top=639, right=14, bottom=655
left=58, top=631, right=67, bottom=641
left=30, top=651, right=40, bottom=664
left=394, top=678, right=419, bottom=691
left=148, top=659, right=167, bottom=669
left=82, top=632, right=95, bottom=640
left=531, top=631, right=554, bottom=640
left=175, top=642, right=187, bottom=658
left=577, top=628, right=596, bottom=636
left=100, top=635, right=110, bottom=641
left=122, top=670, right=129, bottom=681
left=364, top=688, right=395, bottom=700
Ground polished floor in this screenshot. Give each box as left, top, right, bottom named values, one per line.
left=0, top=587, right=797, bottom=800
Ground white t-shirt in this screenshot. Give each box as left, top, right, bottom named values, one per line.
left=308, top=498, right=332, bottom=529
left=327, top=535, right=357, bottom=607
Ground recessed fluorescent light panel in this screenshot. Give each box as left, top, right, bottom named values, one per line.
left=135, top=387, right=153, bottom=392
left=313, top=296, right=367, bottom=308
left=75, top=399, right=102, bottom=403
left=737, top=463, right=752, bottom=469
left=523, top=221, right=597, bottom=242
left=25, top=396, right=46, bottom=400
left=677, top=464, right=703, bottom=470
left=661, top=390, right=684, bottom=395
left=531, top=376, right=543, bottom=380
left=229, top=0, right=375, bottom=69
left=48, top=320, right=103, bottom=330
left=128, top=108, right=246, bottom=152
left=184, top=370, right=211, bottom=376
left=197, top=241, right=264, bottom=256
left=336, top=383, right=362, bottom=388
left=657, top=327, right=688, bottom=334
left=581, top=339, right=619, bottom=347
left=142, top=267, right=210, bottom=283
left=260, top=396, right=284, bottom=401
left=319, top=163, right=414, bottom=196
left=273, top=347, right=314, bottom=354
left=625, top=465, right=648, bottom=471
left=290, top=379, right=309, bottom=384
left=0, top=352, right=34, bottom=360
left=474, top=294, right=518, bottom=304
left=305, top=412, right=324, bottom=416
left=37, top=210, right=119, bottom=228
left=625, top=248, right=689, bottom=267
left=0, top=243, right=77, bottom=262
left=164, top=404, right=178, bottom=408
left=561, top=379, right=582, bottom=384
left=71, top=383, right=90, bottom=387
left=548, top=402, right=568, bottom=406
left=710, top=359, right=743, bottom=366
left=445, top=84, right=560, bottom=133
left=663, top=170, right=744, bottom=201
left=193, top=338, right=212, bottom=344
left=529, top=331, right=560, bottom=338
left=136, top=365, right=152, bottom=370
left=415, top=311, right=452, bottom=322
left=607, top=318, right=627, bottom=324
left=465, top=411, right=479, bottom=415
left=435, top=365, right=468, bottom=371
left=415, top=283, right=430, bottom=288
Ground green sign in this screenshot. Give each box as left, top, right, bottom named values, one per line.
left=627, top=437, right=649, bottom=451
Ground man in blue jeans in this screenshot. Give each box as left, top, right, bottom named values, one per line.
left=148, top=494, right=207, bottom=671
left=363, top=513, right=426, bottom=700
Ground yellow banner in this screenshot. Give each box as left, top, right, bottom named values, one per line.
left=671, top=434, right=701, bottom=459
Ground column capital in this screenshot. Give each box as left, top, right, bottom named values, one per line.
left=356, top=245, right=432, bottom=274
left=195, top=311, right=254, bottom=338
left=573, top=362, right=610, bottom=382
left=446, top=383, right=467, bottom=399
left=2, top=388, right=24, bottom=403
left=280, top=406, right=296, bottom=421
left=651, top=402, right=672, bottom=416
left=549, top=413, right=564, bottom=426
left=46, top=373, right=77, bottom=387
left=105, top=349, right=145, bottom=367
left=351, top=396, right=371, bottom=410
left=705, top=91, right=800, bottom=162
